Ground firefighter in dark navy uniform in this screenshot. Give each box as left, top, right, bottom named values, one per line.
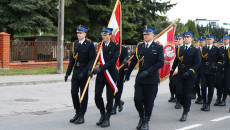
left=214, top=35, right=230, bottom=106
left=111, top=45, right=129, bottom=115
left=65, top=25, right=96, bottom=124
left=200, top=34, right=223, bottom=111
left=171, top=34, right=184, bottom=110
left=225, top=46, right=230, bottom=112
left=125, top=26, right=164, bottom=130
left=92, top=27, right=120, bottom=128
left=171, top=31, right=201, bottom=122
left=193, top=38, right=203, bottom=104
left=168, top=37, right=178, bottom=103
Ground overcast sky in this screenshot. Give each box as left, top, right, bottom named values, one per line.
left=158, top=0, right=230, bottom=26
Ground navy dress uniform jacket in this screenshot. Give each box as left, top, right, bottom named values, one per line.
left=172, top=45, right=201, bottom=77
left=200, top=45, right=223, bottom=75
left=66, top=40, right=96, bottom=79
left=127, top=42, right=164, bottom=85
left=97, top=41, right=120, bottom=83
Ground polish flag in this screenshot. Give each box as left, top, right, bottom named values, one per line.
left=155, top=27, right=176, bottom=81
left=108, top=0, right=121, bottom=45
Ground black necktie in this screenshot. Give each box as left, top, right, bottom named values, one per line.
left=184, top=46, right=187, bottom=50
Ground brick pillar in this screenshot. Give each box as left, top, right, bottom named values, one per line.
left=0, top=32, right=11, bottom=69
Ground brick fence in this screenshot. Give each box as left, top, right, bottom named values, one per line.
left=0, top=32, right=10, bottom=69
left=0, top=32, right=70, bottom=70
left=9, top=61, right=70, bottom=70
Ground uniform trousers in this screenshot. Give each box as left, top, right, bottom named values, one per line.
left=134, top=83, right=158, bottom=117
left=114, top=70, right=125, bottom=105
left=95, top=78, right=114, bottom=115
left=71, top=78, right=88, bottom=115
left=200, top=73, right=215, bottom=104
left=222, top=66, right=230, bottom=101
left=215, top=69, right=224, bottom=99
left=194, top=72, right=201, bottom=97
left=176, top=74, right=195, bottom=109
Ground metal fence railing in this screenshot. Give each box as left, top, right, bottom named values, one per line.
left=10, top=41, right=72, bottom=62
left=10, top=41, right=137, bottom=62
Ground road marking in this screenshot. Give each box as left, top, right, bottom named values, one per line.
left=211, top=116, right=230, bottom=122
left=176, top=124, right=202, bottom=130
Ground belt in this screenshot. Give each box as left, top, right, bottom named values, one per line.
left=179, top=64, right=192, bottom=68
left=75, top=62, right=86, bottom=67
left=203, top=62, right=216, bottom=66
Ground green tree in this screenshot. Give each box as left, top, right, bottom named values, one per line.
left=0, top=0, right=58, bottom=40
left=64, top=0, right=176, bottom=44
left=184, top=20, right=199, bottom=38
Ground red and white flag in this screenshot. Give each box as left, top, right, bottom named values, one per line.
left=108, top=0, right=121, bottom=45
left=155, top=27, right=176, bottom=80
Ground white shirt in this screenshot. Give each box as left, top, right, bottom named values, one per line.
left=104, top=40, right=110, bottom=47
left=184, top=43, right=191, bottom=50
left=207, top=44, right=213, bottom=50
left=79, top=38, right=85, bottom=45
left=145, top=40, right=153, bottom=48
left=224, top=44, right=229, bottom=50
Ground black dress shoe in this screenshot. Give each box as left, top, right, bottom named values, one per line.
left=214, top=100, right=221, bottom=106
left=96, top=115, right=105, bottom=126
left=175, top=103, right=182, bottom=109
left=101, top=118, right=110, bottom=128
left=74, top=115, right=84, bottom=124
left=197, top=98, right=203, bottom=104
left=111, top=105, right=117, bottom=115
left=136, top=117, right=144, bottom=130
left=70, top=114, right=79, bottom=123
left=140, top=120, right=149, bottom=130
left=195, top=97, right=202, bottom=104
left=118, top=101, right=124, bottom=112
left=201, top=104, right=206, bottom=111
left=171, top=98, right=176, bottom=103
left=191, top=94, right=196, bottom=99
left=168, top=97, right=174, bottom=102
left=203, top=105, right=210, bottom=111
left=219, top=101, right=226, bottom=106
left=180, top=114, right=187, bottom=122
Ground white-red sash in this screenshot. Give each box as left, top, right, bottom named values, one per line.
left=98, top=44, right=118, bottom=95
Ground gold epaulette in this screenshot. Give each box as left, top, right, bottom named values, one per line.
left=72, top=42, right=78, bottom=59
left=177, top=46, right=183, bottom=62
left=201, top=47, right=208, bottom=59
left=218, top=62, right=222, bottom=65
left=136, top=43, right=144, bottom=62
left=189, top=68, right=195, bottom=73
left=154, top=41, right=162, bottom=46
left=228, top=47, right=230, bottom=59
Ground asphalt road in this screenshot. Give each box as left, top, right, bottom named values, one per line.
left=1, top=76, right=230, bottom=130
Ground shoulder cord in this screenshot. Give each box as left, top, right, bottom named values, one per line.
left=72, top=42, right=78, bottom=60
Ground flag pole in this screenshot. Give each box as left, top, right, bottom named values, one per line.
left=118, top=18, right=181, bottom=70
left=80, top=42, right=104, bottom=103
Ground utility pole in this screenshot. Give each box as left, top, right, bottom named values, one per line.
left=57, top=0, right=65, bottom=74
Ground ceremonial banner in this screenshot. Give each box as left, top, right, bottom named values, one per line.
left=108, top=0, right=121, bottom=45
left=155, top=27, right=176, bottom=81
